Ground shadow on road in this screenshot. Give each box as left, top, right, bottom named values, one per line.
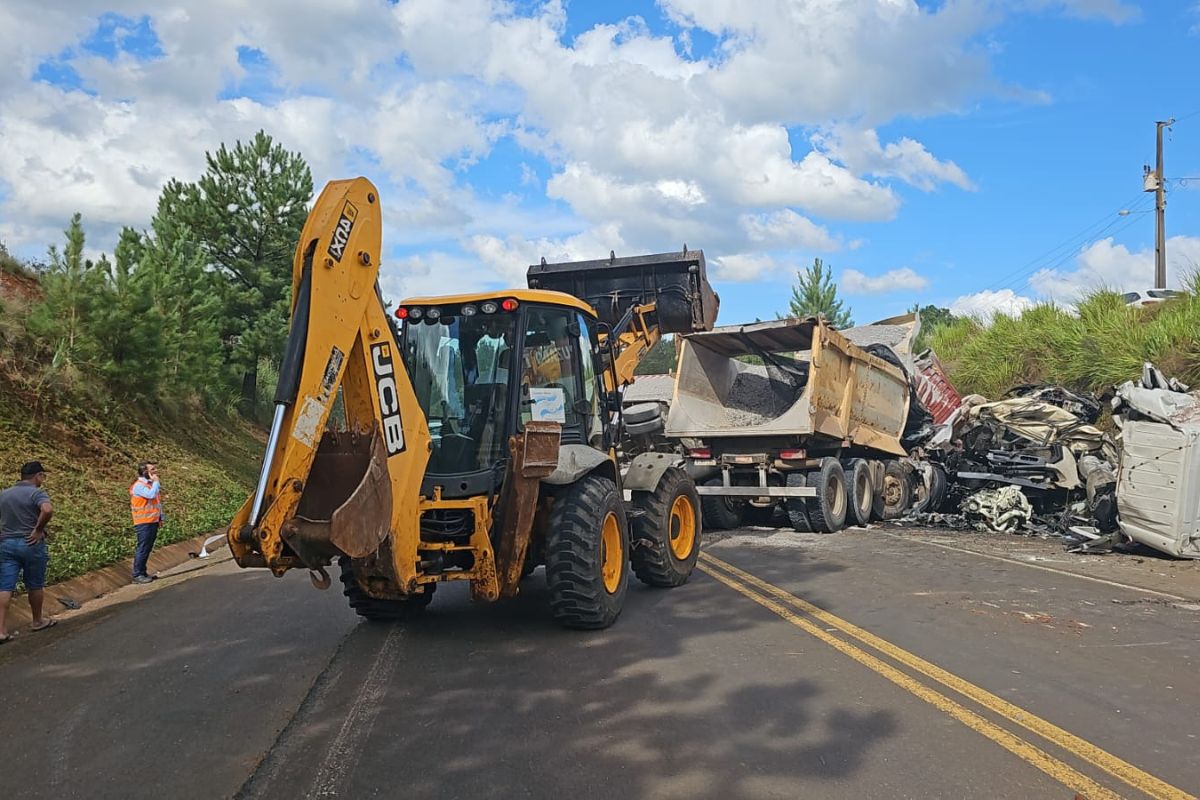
left=245, top=556, right=896, bottom=800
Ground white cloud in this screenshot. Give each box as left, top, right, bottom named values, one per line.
left=0, top=0, right=1137, bottom=295
left=841, top=267, right=929, bottom=295
left=950, top=288, right=1036, bottom=319
left=1028, top=235, right=1200, bottom=302
left=741, top=209, right=840, bottom=250
left=813, top=127, right=976, bottom=192
left=711, top=253, right=780, bottom=282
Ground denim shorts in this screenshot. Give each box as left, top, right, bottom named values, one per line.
left=0, top=537, right=49, bottom=592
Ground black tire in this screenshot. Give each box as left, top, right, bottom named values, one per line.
left=545, top=475, right=630, bottom=629
left=700, top=478, right=744, bottom=530
left=623, top=403, right=663, bottom=424
left=339, top=557, right=434, bottom=621
left=785, top=472, right=812, bottom=532
left=624, top=416, right=665, bottom=437
left=844, top=458, right=873, bottom=528
left=912, top=464, right=948, bottom=514
left=875, top=460, right=912, bottom=520
left=630, top=466, right=701, bottom=587
left=806, top=458, right=848, bottom=533
left=743, top=503, right=779, bottom=527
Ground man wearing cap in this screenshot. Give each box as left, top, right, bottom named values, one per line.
left=0, top=461, right=56, bottom=643
left=130, top=461, right=163, bottom=584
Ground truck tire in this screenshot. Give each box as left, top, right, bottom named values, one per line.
left=623, top=403, right=663, bottom=425
left=624, top=415, right=665, bottom=437
left=806, top=458, right=847, bottom=533
left=630, top=466, right=701, bottom=587
left=700, top=478, right=744, bottom=530
left=912, top=464, right=948, bottom=514
left=743, top=503, right=778, bottom=527
left=874, top=460, right=912, bottom=520
left=785, top=472, right=812, bottom=532
left=844, top=458, right=873, bottom=528
left=339, top=557, right=434, bottom=621
left=545, top=475, right=629, bottom=629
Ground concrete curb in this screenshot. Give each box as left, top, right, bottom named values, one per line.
left=4, top=530, right=229, bottom=628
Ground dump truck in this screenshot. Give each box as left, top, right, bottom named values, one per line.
left=226, top=177, right=719, bottom=629
left=665, top=317, right=915, bottom=532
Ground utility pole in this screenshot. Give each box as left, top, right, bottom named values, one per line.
left=1144, top=118, right=1174, bottom=289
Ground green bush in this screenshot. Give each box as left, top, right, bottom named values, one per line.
left=928, top=282, right=1200, bottom=398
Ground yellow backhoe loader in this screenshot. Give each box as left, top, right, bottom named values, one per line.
left=226, top=177, right=719, bottom=628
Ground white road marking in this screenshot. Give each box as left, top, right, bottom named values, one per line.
left=307, top=626, right=403, bottom=799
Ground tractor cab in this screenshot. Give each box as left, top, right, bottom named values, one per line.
left=396, top=290, right=606, bottom=497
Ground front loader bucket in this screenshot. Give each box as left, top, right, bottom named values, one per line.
left=282, top=427, right=393, bottom=565
left=527, top=248, right=719, bottom=334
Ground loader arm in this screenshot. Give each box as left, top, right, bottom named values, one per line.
left=227, top=178, right=432, bottom=588
left=526, top=248, right=720, bottom=393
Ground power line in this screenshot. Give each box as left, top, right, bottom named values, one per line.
left=982, top=192, right=1151, bottom=293
left=1000, top=211, right=1149, bottom=295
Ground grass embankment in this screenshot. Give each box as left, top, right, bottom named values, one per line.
left=1, top=262, right=264, bottom=584
left=0, top=383, right=263, bottom=584
left=928, top=286, right=1200, bottom=399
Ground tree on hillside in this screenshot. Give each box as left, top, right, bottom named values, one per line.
left=79, top=229, right=166, bottom=397
left=162, top=131, right=313, bottom=411
left=910, top=304, right=957, bottom=352
left=143, top=194, right=228, bottom=401
left=634, top=336, right=677, bottom=375
left=37, top=213, right=89, bottom=359
left=786, top=257, right=852, bottom=328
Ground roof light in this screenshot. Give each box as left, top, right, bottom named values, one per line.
left=501, top=298, right=520, bottom=312
left=461, top=304, right=478, bottom=316
left=395, top=307, right=409, bottom=320
left=409, top=307, right=424, bottom=320
left=480, top=301, right=499, bottom=314
left=426, top=307, right=442, bottom=320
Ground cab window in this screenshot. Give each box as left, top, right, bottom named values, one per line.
left=520, top=307, right=581, bottom=429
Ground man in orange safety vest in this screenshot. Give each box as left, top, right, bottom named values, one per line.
left=130, top=461, right=163, bottom=585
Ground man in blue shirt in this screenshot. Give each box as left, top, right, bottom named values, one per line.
left=0, top=461, right=56, bottom=643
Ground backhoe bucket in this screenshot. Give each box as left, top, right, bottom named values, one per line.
left=281, top=427, right=393, bottom=565
left=527, top=248, right=719, bottom=334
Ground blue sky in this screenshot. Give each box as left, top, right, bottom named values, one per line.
left=1, top=0, right=1197, bottom=326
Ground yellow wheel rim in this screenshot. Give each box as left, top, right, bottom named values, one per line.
left=601, top=512, right=623, bottom=594
left=668, top=495, right=697, bottom=560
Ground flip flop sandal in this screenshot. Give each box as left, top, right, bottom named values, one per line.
left=0, top=633, right=16, bottom=644
left=30, top=618, right=58, bottom=632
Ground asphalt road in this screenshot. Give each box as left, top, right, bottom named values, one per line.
left=1, top=527, right=1197, bottom=800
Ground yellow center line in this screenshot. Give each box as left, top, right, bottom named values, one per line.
left=700, top=552, right=1196, bottom=800
left=697, top=561, right=1121, bottom=800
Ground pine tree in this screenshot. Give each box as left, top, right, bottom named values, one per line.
left=33, top=213, right=90, bottom=362
left=163, top=131, right=313, bottom=412
left=786, top=258, right=853, bottom=328
left=79, top=229, right=166, bottom=399
left=144, top=193, right=227, bottom=402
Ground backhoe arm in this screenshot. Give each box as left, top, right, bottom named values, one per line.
left=227, top=178, right=431, bottom=587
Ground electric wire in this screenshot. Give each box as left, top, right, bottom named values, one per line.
left=984, top=193, right=1153, bottom=294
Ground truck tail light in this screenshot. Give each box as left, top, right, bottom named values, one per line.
left=779, top=449, right=806, bottom=460
left=687, top=447, right=711, bottom=459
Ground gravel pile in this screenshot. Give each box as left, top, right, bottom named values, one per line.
left=723, top=366, right=800, bottom=427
